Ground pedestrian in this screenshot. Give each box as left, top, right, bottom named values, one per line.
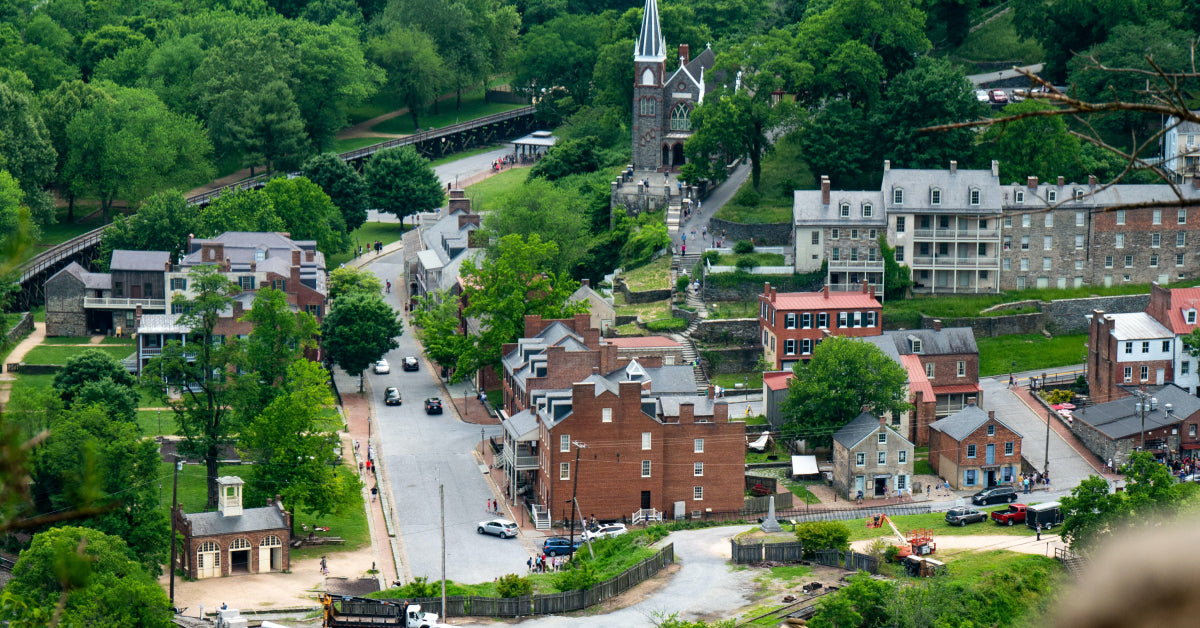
left=527, top=556, right=533, bottom=572
left=1009, top=374, right=1015, bottom=388
left=925, top=484, right=930, bottom=497
left=385, top=280, right=391, bottom=293
left=1036, top=523, right=1042, bottom=541
left=221, top=602, right=228, bottom=610
left=320, top=556, right=328, bottom=575
left=371, top=486, right=378, bottom=502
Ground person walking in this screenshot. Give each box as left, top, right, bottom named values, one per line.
left=1036, top=523, right=1042, bottom=541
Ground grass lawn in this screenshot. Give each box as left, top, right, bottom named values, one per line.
left=612, top=322, right=645, bottom=336
left=951, top=11, right=1045, bottom=66
left=21, top=344, right=134, bottom=365
left=39, top=336, right=135, bottom=345
left=371, top=100, right=525, bottom=135
left=18, top=207, right=108, bottom=265
left=883, top=282, right=1183, bottom=323
left=346, top=92, right=396, bottom=125
left=429, top=144, right=506, bottom=167
left=714, top=132, right=814, bottom=225
left=937, top=549, right=1060, bottom=587
left=12, top=373, right=55, bottom=390
left=332, top=136, right=386, bottom=153
left=977, top=333, right=1087, bottom=377
left=138, top=409, right=179, bottom=437
left=328, top=222, right=411, bottom=267
left=706, top=301, right=759, bottom=320
left=914, top=459, right=935, bottom=476
left=465, top=167, right=528, bottom=212
left=613, top=297, right=671, bottom=323
left=711, top=371, right=765, bottom=391
left=745, top=439, right=789, bottom=464
left=846, top=505, right=1044, bottom=543
left=621, top=255, right=672, bottom=292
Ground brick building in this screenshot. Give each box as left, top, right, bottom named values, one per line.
left=757, top=282, right=882, bottom=371
left=927, top=404, right=1023, bottom=490
left=1070, top=384, right=1200, bottom=468
left=405, top=189, right=484, bottom=310
left=172, top=476, right=290, bottom=579
left=602, top=335, right=685, bottom=367
left=832, top=411, right=914, bottom=500
left=1086, top=310, right=1175, bottom=403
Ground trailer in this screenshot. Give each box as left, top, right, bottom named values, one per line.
left=1025, top=502, right=1064, bottom=530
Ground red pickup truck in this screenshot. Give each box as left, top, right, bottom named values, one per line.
left=990, top=504, right=1027, bottom=526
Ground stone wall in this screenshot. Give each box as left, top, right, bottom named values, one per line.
left=699, top=346, right=761, bottom=374
left=4, top=311, right=32, bottom=346
left=920, top=312, right=1045, bottom=338
left=709, top=217, right=793, bottom=247
left=616, top=278, right=672, bottom=304
left=1044, top=294, right=1150, bottom=334
left=671, top=304, right=699, bottom=324
left=691, top=318, right=759, bottom=344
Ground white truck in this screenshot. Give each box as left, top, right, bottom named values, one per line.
left=405, top=604, right=453, bottom=628
left=322, top=595, right=454, bottom=627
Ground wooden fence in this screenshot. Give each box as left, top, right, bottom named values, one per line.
left=732, top=541, right=876, bottom=573
left=745, top=474, right=778, bottom=493
left=743, top=491, right=792, bottom=512
left=701, top=502, right=931, bottom=525
left=812, top=549, right=879, bottom=574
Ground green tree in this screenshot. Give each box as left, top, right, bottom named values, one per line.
left=1010, top=0, right=1172, bottom=81
left=781, top=336, right=911, bottom=447
left=36, top=79, right=108, bottom=221
left=2, top=384, right=62, bottom=440
left=876, top=57, right=983, bottom=169
left=1058, top=475, right=1121, bottom=551
left=328, top=266, right=383, bottom=301
left=878, top=235, right=912, bottom=300
left=810, top=572, right=894, bottom=628
left=321, top=291, right=404, bottom=391
left=197, top=188, right=286, bottom=237
left=528, top=139, right=601, bottom=181
left=78, top=24, right=147, bottom=78
left=410, top=290, right=472, bottom=379
left=302, top=152, right=369, bottom=232
left=236, top=79, right=310, bottom=172
left=52, top=348, right=137, bottom=407
left=511, top=14, right=607, bottom=108
left=263, top=176, right=349, bottom=256
left=239, top=360, right=358, bottom=532
left=70, top=378, right=138, bottom=424
left=981, top=99, right=1082, bottom=184
left=288, top=19, right=383, bottom=151
left=0, top=81, right=56, bottom=226
left=796, top=99, right=874, bottom=187
left=367, top=25, right=445, bottom=130
left=794, top=520, right=851, bottom=557
left=5, top=526, right=171, bottom=627
left=236, top=287, right=320, bottom=420
left=684, top=81, right=790, bottom=190
left=100, top=190, right=199, bottom=264
left=147, top=265, right=240, bottom=508
left=484, top=177, right=592, bottom=277
left=365, top=146, right=446, bottom=223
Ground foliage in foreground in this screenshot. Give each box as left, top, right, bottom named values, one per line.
left=793, top=521, right=851, bottom=558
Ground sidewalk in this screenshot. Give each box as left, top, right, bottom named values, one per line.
left=1010, top=383, right=1119, bottom=480
left=0, top=321, right=45, bottom=406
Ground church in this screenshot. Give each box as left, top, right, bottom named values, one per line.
left=631, top=0, right=717, bottom=172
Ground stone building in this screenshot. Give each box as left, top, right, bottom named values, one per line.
left=757, top=282, right=882, bottom=370
left=793, top=180, right=887, bottom=295
left=567, top=279, right=616, bottom=334
left=1070, top=384, right=1200, bottom=468
left=832, top=411, right=914, bottom=500
left=927, top=404, right=1023, bottom=490
left=44, top=252, right=171, bottom=337
left=173, top=476, right=290, bottom=579
left=44, top=262, right=113, bottom=337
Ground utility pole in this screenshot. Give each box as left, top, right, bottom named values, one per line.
left=440, top=484, right=446, bottom=621
left=572, top=497, right=595, bottom=559
left=168, top=455, right=181, bottom=607
left=567, top=442, right=585, bottom=558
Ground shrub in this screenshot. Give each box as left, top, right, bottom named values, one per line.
left=702, top=250, right=720, bottom=265
left=675, top=276, right=689, bottom=293
left=864, top=537, right=891, bottom=560
left=732, top=186, right=761, bottom=207
left=794, top=521, right=851, bottom=558
left=883, top=544, right=901, bottom=563
left=733, top=240, right=755, bottom=254
left=496, top=573, right=533, bottom=598
left=553, top=561, right=598, bottom=591
left=1040, top=388, right=1074, bottom=404
left=735, top=256, right=758, bottom=270
left=645, top=318, right=687, bottom=332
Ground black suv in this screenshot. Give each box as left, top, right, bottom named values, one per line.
left=971, top=486, right=1017, bottom=506
left=402, top=356, right=419, bottom=371
left=944, top=506, right=988, bottom=526
left=424, top=397, right=443, bottom=414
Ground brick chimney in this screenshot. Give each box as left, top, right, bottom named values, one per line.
left=861, top=279, right=869, bottom=294
left=932, top=319, right=942, bottom=332
left=988, top=410, right=996, bottom=420
left=949, top=160, right=957, bottom=174
left=1057, top=175, right=1065, bottom=186
left=1088, top=174, right=1098, bottom=186
left=763, top=282, right=771, bottom=298
left=306, top=250, right=314, bottom=262
left=869, top=285, right=875, bottom=299
left=967, top=396, right=977, bottom=405
left=820, top=176, right=830, bottom=205
left=458, top=213, right=481, bottom=229
left=883, top=160, right=891, bottom=172
left=1027, top=176, right=1038, bottom=189
left=679, top=44, right=690, bottom=65
left=823, top=285, right=829, bottom=299
left=224, top=257, right=231, bottom=272
left=164, top=260, right=171, bottom=272
left=290, top=250, right=301, bottom=291
left=581, top=278, right=590, bottom=288
left=707, top=384, right=715, bottom=399
left=448, top=191, right=471, bottom=213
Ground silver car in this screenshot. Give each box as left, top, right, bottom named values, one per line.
left=477, top=519, right=518, bottom=539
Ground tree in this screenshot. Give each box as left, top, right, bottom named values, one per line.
left=528, top=139, right=601, bottom=181
left=1010, top=0, right=1172, bottom=81
left=235, top=79, right=310, bottom=172
left=5, top=526, right=171, bottom=627
left=980, top=99, right=1081, bottom=184
left=367, top=25, right=445, bottom=130
left=793, top=520, right=850, bottom=557
left=1058, top=475, right=1121, bottom=551
left=288, top=19, right=383, bottom=151
left=197, top=188, right=285, bottom=237
left=302, top=152, right=369, bottom=232
left=237, top=287, right=320, bottom=420
left=78, top=25, right=147, bottom=78
left=70, top=378, right=138, bottom=423
left=321, top=292, right=403, bottom=391
left=263, top=176, right=349, bottom=256
left=100, top=190, right=199, bottom=264
left=796, top=99, right=874, bottom=187
left=511, top=14, right=608, bottom=108
left=37, top=79, right=109, bottom=221
left=52, top=348, right=137, bottom=407
left=878, top=235, right=912, bottom=300
left=781, top=337, right=911, bottom=447
left=328, top=266, right=383, bottom=301
left=64, top=84, right=214, bottom=220
left=876, top=57, right=983, bottom=169
left=809, top=572, right=893, bottom=628
left=2, top=384, right=62, bottom=440
left=147, top=265, right=240, bottom=508
left=484, top=177, right=593, bottom=277
left=410, top=290, right=472, bottom=378
left=0, top=81, right=55, bottom=226
left=684, top=82, right=790, bottom=190
left=365, top=146, right=445, bottom=223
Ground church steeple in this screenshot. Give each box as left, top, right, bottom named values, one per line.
left=634, top=0, right=665, bottom=61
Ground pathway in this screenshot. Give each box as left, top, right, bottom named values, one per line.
left=0, top=321, right=45, bottom=406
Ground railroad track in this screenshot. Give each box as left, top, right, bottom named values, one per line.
left=735, top=589, right=833, bottom=627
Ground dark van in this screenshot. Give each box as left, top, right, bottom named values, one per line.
left=1025, top=501, right=1064, bottom=530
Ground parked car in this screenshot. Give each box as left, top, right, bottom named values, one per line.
left=990, top=504, right=1027, bottom=526
left=402, top=356, right=419, bottom=371
left=975, top=89, right=990, bottom=103
left=944, top=506, right=988, bottom=526
left=384, top=387, right=402, bottom=406
left=582, top=523, right=628, bottom=542
left=990, top=89, right=1008, bottom=104
left=543, top=536, right=583, bottom=556
left=1011, top=88, right=1027, bottom=102
left=424, top=397, right=443, bottom=414
left=374, top=359, right=390, bottom=374
left=1026, top=501, right=1064, bottom=530
left=971, top=485, right=1017, bottom=505
left=477, top=519, right=518, bottom=539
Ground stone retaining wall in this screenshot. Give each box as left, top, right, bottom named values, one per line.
left=918, top=293, right=1151, bottom=338
left=616, top=277, right=672, bottom=304
left=708, top=218, right=793, bottom=247
left=699, top=346, right=761, bottom=374
left=920, top=312, right=1044, bottom=338
left=691, top=318, right=759, bottom=344
left=4, top=312, right=32, bottom=346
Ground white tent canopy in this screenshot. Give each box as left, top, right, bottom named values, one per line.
left=791, top=455, right=818, bottom=476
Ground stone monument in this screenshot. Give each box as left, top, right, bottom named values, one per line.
left=760, top=494, right=783, bottom=533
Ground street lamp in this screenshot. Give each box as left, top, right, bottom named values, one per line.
left=1131, top=388, right=1154, bottom=453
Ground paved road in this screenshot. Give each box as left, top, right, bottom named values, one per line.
left=364, top=252, right=527, bottom=583
left=672, top=162, right=750, bottom=250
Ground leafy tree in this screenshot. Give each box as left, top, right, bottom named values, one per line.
left=878, top=235, right=912, bottom=300
left=52, top=348, right=137, bottom=407
left=70, top=378, right=138, bottom=424
left=64, top=84, right=214, bottom=220
left=529, top=139, right=601, bottom=181
left=140, top=33, right=205, bottom=115
left=236, top=79, right=310, bottom=172
left=236, top=287, right=320, bottom=420
left=511, top=14, right=607, bottom=108
left=0, top=170, right=27, bottom=246
left=876, top=57, right=983, bottom=169
left=239, top=360, right=358, bottom=532
left=794, top=520, right=851, bottom=557
left=78, top=24, right=147, bottom=78
left=1058, top=475, right=1121, bottom=551
left=302, top=0, right=365, bottom=24
left=796, top=98, right=874, bottom=187
left=5, top=526, right=171, bottom=627
left=197, top=188, right=285, bottom=237
left=302, top=152, right=369, bottom=232
left=411, top=290, right=472, bottom=379
left=684, top=81, right=790, bottom=190
left=321, top=291, right=404, bottom=391
left=2, top=384, right=62, bottom=440
left=38, top=80, right=111, bottom=221
left=809, top=572, right=893, bottom=628
left=484, top=177, right=592, bottom=277
left=620, top=221, right=671, bottom=270
left=367, top=25, right=446, bottom=130
left=328, top=266, right=383, bottom=302
left=781, top=336, right=911, bottom=447
left=365, top=146, right=446, bottom=223
left=100, top=190, right=199, bottom=264
left=263, top=176, right=349, bottom=256
left=981, top=99, right=1081, bottom=184
left=147, top=265, right=240, bottom=508
left=1010, top=0, right=1172, bottom=81
left=288, top=19, right=383, bottom=151
left=0, top=81, right=56, bottom=226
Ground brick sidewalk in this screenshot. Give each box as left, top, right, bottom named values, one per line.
left=1010, top=384, right=1121, bottom=480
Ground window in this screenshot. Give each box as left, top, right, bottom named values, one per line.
left=1003, top=236, right=1012, bottom=250
left=986, top=424, right=996, bottom=437
left=931, top=188, right=941, bottom=205
left=838, top=312, right=848, bottom=328
left=1021, top=258, right=1029, bottom=271
left=1022, top=214, right=1031, bottom=228
left=1125, top=255, right=1134, bottom=268
left=866, top=311, right=877, bottom=327
left=1045, top=213, right=1054, bottom=228
left=970, top=189, right=980, bottom=205
left=762, top=330, right=768, bottom=347
left=1179, top=232, right=1187, bottom=248
left=896, top=216, right=906, bottom=233
left=911, top=339, right=923, bottom=353
left=641, top=460, right=651, bottom=477
left=1124, top=366, right=1133, bottom=381
left=1180, top=208, right=1188, bottom=224
left=1117, top=210, right=1126, bottom=225
left=1044, top=236, right=1053, bottom=250
left=817, top=313, right=828, bottom=328
left=1005, top=442, right=1014, bottom=456
left=1021, top=235, right=1030, bottom=250
left=831, top=228, right=839, bottom=239
left=602, top=408, right=612, bottom=423
left=831, top=247, right=840, bottom=261
left=957, top=361, right=966, bottom=377
left=1189, top=310, right=1197, bottom=324
left=1075, top=234, right=1084, bottom=249
left=978, top=242, right=988, bottom=256
left=1153, top=233, right=1161, bottom=247
left=1015, top=190, right=1024, bottom=204
left=856, top=452, right=865, bottom=466
left=784, top=339, right=796, bottom=355
left=840, top=203, right=850, bottom=217
left=639, top=97, right=655, bottom=115
left=694, top=462, right=704, bottom=476
left=239, top=276, right=255, bottom=290
left=811, top=231, right=820, bottom=245
left=878, top=432, right=887, bottom=444
left=801, top=338, right=812, bottom=355
left=1142, top=341, right=1150, bottom=354
left=640, top=67, right=655, bottom=85
left=560, top=462, right=570, bottom=480
left=641, top=432, right=651, bottom=450
left=1141, top=365, right=1149, bottom=381
left=869, top=228, right=878, bottom=240
left=1105, top=255, right=1114, bottom=268
left=1153, top=209, right=1162, bottom=224
left=899, top=450, right=908, bottom=463
left=1048, top=190, right=1057, bottom=203
left=1075, top=188, right=1085, bottom=201
left=172, top=303, right=185, bottom=314
left=801, top=313, right=812, bottom=329
left=1151, top=254, right=1159, bottom=267
left=1005, top=216, right=1013, bottom=227
left=1076, top=211, right=1085, bottom=227
left=1002, top=258, right=1011, bottom=271
left=893, top=188, right=904, bottom=205
left=1164, top=340, right=1172, bottom=352
left=694, top=438, right=704, bottom=453
left=852, top=229, right=859, bottom=239
left=1192, top=425, right=1198, bottom=438
left=785, top=313, right=797, bottom=329
left=967, top=444, right=977, bottom=458
left=926, top=362, right=935, bottom=378
left=114, top=281, right=124, bottom=297
left=694, top=486, right=704, bottom=500
left=897, top=475, right=907, bottom=489
left=878, top=451, right=887, bottom=465
left=669, top=102, right=691, bottom=130
left=170, top=278, right=187, bottom=291
left=1125, top=342, right=1133, bottom=354
left=895, top=246, right=905, bottom=262
left=966, top=469, right=977, bottom=486
left=1043, top=257, right=1052, bottom=271
left=560, top=435, right=570, bottom=452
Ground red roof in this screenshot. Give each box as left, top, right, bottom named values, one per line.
left=900, top=355, right=935, bottom=401
left=1167, top=288, right=1200, bottom=334
left=931, top=383, right=983, bottom=395
left=763, top=371, right=795, bottom=391
left=766, top=291, right=880, bottom=311
left=604, top=335, right=681, bottom=348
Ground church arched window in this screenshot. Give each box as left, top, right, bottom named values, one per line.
left=640, top=98, right=656, bottom=116
left=641, top=67, right=656, bottom=86
left=669, top=102, right=691, bottom=131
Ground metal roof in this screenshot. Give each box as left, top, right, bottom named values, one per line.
left=111, top=250, right=170, bottom=271
left=928, top=403, right=1023, bottom=441
left=1103, top=312, right=1173, bottom=341
left=793, top=190, right=888, bottom=226
left=634, top=0, right=665, bottom=60
left=185, top=505, right=288, bottom=537
left=137, top=313, right=190, bottom=335
left=1073, top=384, right=1200, bottom=440
left=767, top=290, right=881, bottom=311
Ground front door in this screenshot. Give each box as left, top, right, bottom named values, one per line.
left=986, top=443, right=995, bottom=465
left=641, top=491, right=651, bottom=509
left=1157, top=368, right=1165, bottom=385
left=874, top=476, right=888, bottom=497
left=130, top=284, right=142, bottom=298
left=197, top=547, right=219, bottom=579
left=986, top=470, right=996, bottom=487
left=854, top=476, right=865, bottom=497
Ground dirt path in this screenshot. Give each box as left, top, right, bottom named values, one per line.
left=0, top=322, right=46, bottom=405
left=851, top=532, right=1065, bottom=556
left=337, top=109, right=409, bottom=140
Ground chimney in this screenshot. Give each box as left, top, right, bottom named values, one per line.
left=869, top=285, right=875, bottom=299
left=291, top=250, right=301, bottom=266
left=1088, top=174, right=1097, bottom=186
left=250, top=260, right=256, bottom=272
left=823, top=285, right=829, bottom=299
left=932, top=319, right=942, bottom=332
left=306, top=250, right=314, bottom=262
left=991, top=160, right=1000, bottom=177
left=164, top=260, right=171, bottom=272
left=1027, top=176, right=1038, bottom=189
left=861, top=279, right=869, bottom=294
left=883, top=160, right=891, bottom=172
left=821, top=176, right=830, bottom=205
left=988, top=410, right=996, bottom=420
left=763, top=282, right=771, bottom=298
left=1057, top=175, right=1065, bottom=186
left=967, top=396, right=977, bottom=405
left=679, top=44, right=690, bottom=65
left=707, top=384, right=715, bottom=399
left=581, top=278, right=590, bottom=288
left=949, top=160, right=957, bottom=174
left=186, top=234, right=194, bottom=254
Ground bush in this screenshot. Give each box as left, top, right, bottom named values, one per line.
left=496, top=573, right=533, bottom=598
left=701, top=250, right=720, bottom=265
left=645, top=318, right=687, bottom=332
left=553, top=561, right=598, bottom=591
left=794, top=521, right=851, bottom=558
left=1040, top=388, right=1074, bottom=404
left=883, top=544, right=901, bottom=563
left=732, top=186, right=761, bottom=207
left=733, top=240, right=755, bottom=254
left=675, top=276, right=689, bottom=293
left=735, top=256, right=758, bottom=270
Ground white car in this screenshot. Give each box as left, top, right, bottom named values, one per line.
left=374, top=359, right=390, bottom=374
left=582, top=523, right=628, bottom=542
left=477, top=519, right=518, bottom=539
left=975, top=89, right=990, bottom=103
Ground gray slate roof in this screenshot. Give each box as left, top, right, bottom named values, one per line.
left=137, top=313, right=190, bottom=335
left=50, top=262, right=112, bottom=290
left=1002, top=181, right=1200, bottom=209
left=882, top=167, right=1003, bottom=214
left=1073, top=384, right=1200, bottom=440
left=657, top=396, right=719, bottom=418
left=503, top=409, right=540, bottom=441
left=635, top=0, right=664, bottom=59
left=834, top=411, right=884, bottom=449
left=794, top=190, right=888, bottom=227
left=890, top=327, right=978, bottom=356
left=111, top=250, right=170, bottom=271
left=928, top=403, right=1023, bottom=441
left=185, top=505, right=288, bottom=537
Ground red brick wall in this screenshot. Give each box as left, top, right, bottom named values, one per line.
left=919, top=353, right=979, bottom=389
left=173, top=503, right=291, bottom=579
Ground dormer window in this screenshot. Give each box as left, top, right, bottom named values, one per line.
left=840, top=203, right=850, bottom=217
left=930, top=188, right=941, bottom=205
left=1014, top=189, right=1024, bottom=204
left=862, top=203, right=873, bottom=218
left=1188, top=309, right=1197, bottom=325
left=893, top=188, right=904, bottom=205
left=1074, top=188, right=1084, bottom=201
left=910, top=338, right=922, bottom=353
left=1047, top=190, right=1057, bottom=203
left=969, top=189, right=980, bottom=205
left=254, top=249, right=266, bottom=261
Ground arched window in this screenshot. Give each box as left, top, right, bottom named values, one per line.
left=198, top=541, right=219, bottom=552
left=260, top=535, right=282, bottom=547
left=930, top=187, right=942, bottom=205
left=641, top=67, right=656, bottom=86
left=229, top=538, right=251, bottom=550
left=640, top=98, right=656, bottom=116
left=669, top=102, right=691, bottom=131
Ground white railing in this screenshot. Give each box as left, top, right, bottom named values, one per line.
left=632, top=508, right=663, bottom=525
left=912, top=229, right=1000, bottom=239
left=84, top=297, right=167, bottom=309
left=909, top=256, right=999, bottom=269
left=705, top=265, right=795, bottom=275
left=531, top=504, right=551, bottom=530
left=828, top=260, right=885, bottom=270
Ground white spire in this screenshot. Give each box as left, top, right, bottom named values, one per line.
left=634, top=0, right=665, bottom=62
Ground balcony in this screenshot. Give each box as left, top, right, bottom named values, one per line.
left=827, top=259, right=885, bottom=271
left=500, top=446, right=539, bottom=470
left=910, top=256, right=999, bottom=269
left=911, top=228, right=1000, bottom=240
left=84, top=297, right=166, bottom=310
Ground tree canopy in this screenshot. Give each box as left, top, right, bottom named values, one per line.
left=302, top=152, right=369, bottom=232
left=365, top=146, right=445, bottom=222
left=321, top=291, right=404, bottom=390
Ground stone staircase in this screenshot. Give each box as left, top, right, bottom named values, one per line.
left=666, top=200, right=682, bottom=234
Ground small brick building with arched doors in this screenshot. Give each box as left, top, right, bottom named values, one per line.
left=173, top=476, right=292, bottom=579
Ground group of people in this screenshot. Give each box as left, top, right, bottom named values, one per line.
left=491, top=153, right=519, bottom=170
left=356, top=241, right=386, bottom=257
left=528, top=553, right=568, bottom=573
left=1017, top=471, right=1049, bottom=492
left=486, top=498, right=501, bottom=514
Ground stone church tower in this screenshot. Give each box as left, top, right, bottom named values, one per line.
left=631, top=0, right=666, bottom=171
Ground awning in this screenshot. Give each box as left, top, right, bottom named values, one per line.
left=791, top=455, right=818, bottom=476
left=931, top=384, right=984, bottom=395
left=1182, top=444, right=1200, bottom=450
